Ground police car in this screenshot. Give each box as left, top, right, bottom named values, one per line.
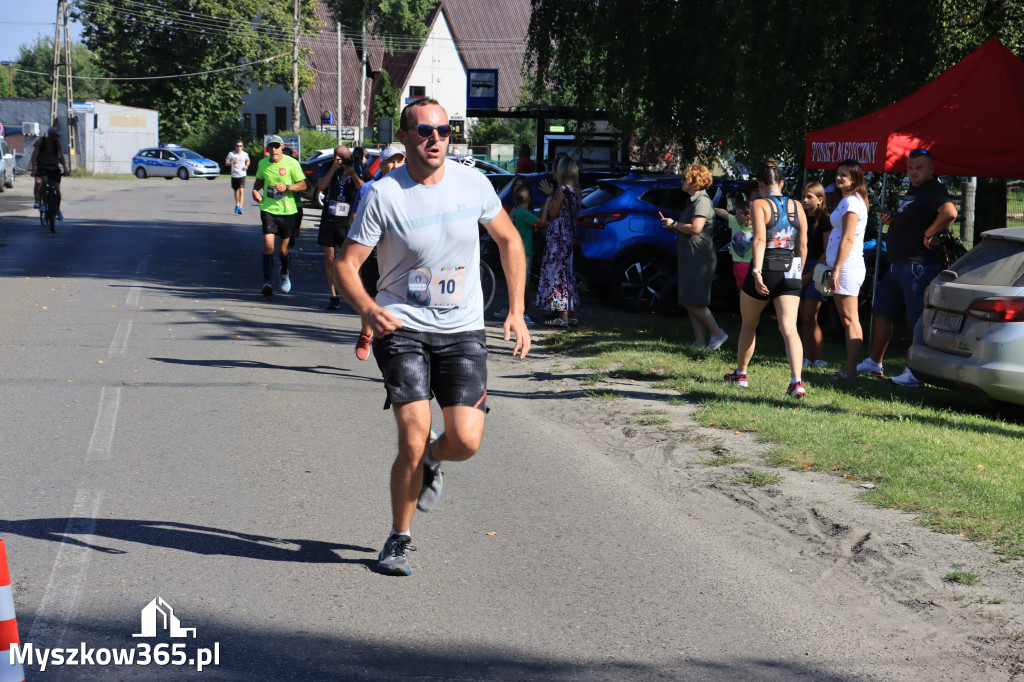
left=131, top=144, right=220, bottom=180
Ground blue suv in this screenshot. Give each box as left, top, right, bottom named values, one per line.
left=576, top=174, right=746, bottom=311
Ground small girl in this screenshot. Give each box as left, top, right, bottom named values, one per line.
left=715, top=195, right=752, bottom=289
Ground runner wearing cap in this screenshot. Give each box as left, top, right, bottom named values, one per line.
left=225, top=140, right=251, bottom=214
left=345, top=143, right=406, bottom=359
left=252, top=135, right=307, bottom=297
left=317, top=145, right=364, bottom=311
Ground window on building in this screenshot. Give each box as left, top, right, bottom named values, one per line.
left=409, top=86, right=426, bottom=98
left=275, top=107, right=287, bottom=134
left=256, top=114, right=267, bottom=138
left=243, top=113, right=252, bottom=133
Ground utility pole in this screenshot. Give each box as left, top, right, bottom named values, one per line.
left=336, top=22, right=342, bottom=141
left=49, top=0, right=76, bottom=170
left=291, top=0, right=300, bottom=132
left=358, top=2, right=367, bottom=146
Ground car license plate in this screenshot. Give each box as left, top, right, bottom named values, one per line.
left=932, top=310, right=964, bottom=332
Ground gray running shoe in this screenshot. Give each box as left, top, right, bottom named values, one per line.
left=280, top=273, right=292, bottom=293
left=377, top=534, right=414, bottom=576
left=417, top=428, right=443, bottom=512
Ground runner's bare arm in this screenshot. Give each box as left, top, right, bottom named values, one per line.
left=335, top=239, right=403, bottom=336
left=252, top=178, right=264, bottom=202
left=482, top=211, right=531, bottom=359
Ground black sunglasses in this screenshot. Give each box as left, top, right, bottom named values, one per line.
left=406, top=123, right=451, bottom=139
left=267, top=143, right=282, bottom=149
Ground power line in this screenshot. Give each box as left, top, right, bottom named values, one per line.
left=11, top=53, right=287, bottom=81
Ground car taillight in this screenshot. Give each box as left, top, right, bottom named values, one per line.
left=967, top=297, right=1024, bottom=322
left=578, top=212, right=625, bottom=229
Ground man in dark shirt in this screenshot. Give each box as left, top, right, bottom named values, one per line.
left=317, top=144, right=364, bottom=309
left=30, top=127, right=67, bottom=217
left=857, top=148, right=957, bottom=387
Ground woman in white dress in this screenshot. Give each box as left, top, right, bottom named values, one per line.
left=826, top=159, right=869, bottom=380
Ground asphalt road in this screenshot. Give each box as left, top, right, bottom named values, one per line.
left=0, top=177, right=1013, bottom=681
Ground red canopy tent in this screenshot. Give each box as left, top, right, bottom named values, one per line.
left=805, top=38, right=1024, bottom=178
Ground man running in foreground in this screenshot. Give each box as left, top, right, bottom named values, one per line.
left=335, top=98, right=530, bottom=576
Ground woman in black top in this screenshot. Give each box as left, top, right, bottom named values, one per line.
left=799, top=182, right=832, bottom=367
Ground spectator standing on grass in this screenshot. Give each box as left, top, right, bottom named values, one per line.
left=536, top=156, right=581, bottom=327
left=714, top=195, right=753, bottom=290
left=856, top=148, right=957, bottom=387
left=660, top=164, right=729, bottom=349
left=826, top=159, right=869, bottom=381
left=724, top=159, right=808, bottom=397
left=225, top=140, right=251, bottom=214
left=799, top=181, right=833, bottom=368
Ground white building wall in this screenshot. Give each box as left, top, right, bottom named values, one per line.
left=402, top=13, right=467, bottom=121
left=82, top=103, right=159, bottom=175
left=240, top=85, right=307, bottom=138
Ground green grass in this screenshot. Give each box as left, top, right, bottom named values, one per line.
left=543, top=316, right=1024, bottom=557
left=635, top=409, right=670, bottom=425
left=736, top=471, right=785, bottom=487
left=70, top=169, right=138, bottom=180
left=946, top=571, right=981, bottom=585
left=585, top=389, right=623, bottom=400
left=701, top=454, right=746, bottom=466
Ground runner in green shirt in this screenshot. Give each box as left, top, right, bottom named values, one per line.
left=252, top=135, right=307, bottom=297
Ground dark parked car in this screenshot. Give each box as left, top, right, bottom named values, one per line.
left=574, top=174, right=747, bottom=311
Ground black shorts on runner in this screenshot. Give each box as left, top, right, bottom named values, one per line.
left=231, top=176, right=246, bottom=190
left=34, top=166, right=62, bottom=184
left=317, top=217, right=348, bottom=248
left=741, top=267, right=802, bottom=302
left=372, top=329, right=488, bottom=411
left=260, top=211, right=301, bottom=238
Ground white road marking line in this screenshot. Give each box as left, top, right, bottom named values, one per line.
left=86, top=386, right=121, bottom=459
left=107, top=319, right=133, bottom=357
left=26, top=489, right=104, bottom=647
left=125, top=285, right=141, bottom=307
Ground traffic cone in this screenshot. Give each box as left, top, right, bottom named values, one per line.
left=1, top=539, right=25, bottom=682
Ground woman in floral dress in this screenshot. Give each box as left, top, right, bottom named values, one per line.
left=536, top=156, right=581, bottom=327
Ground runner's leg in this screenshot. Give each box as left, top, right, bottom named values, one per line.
left=390, top=400, right=434, bottom=532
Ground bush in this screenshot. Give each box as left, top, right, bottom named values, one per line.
left=179, top=118, right=250, bottom=170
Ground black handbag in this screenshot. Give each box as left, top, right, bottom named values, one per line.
left=939, top=230, right=968, bottom=268
left=763, top=248, right=794, bottom=272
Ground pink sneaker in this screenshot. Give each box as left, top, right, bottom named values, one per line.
left=787, top=380, right=807, bottom=398
left=724, top=369, right=749, bottom=387
left=354, top=333, right=373, bottom=361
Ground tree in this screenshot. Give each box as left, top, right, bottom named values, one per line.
left=327, top=0, right=433, bottom=49
left=526, top=0, right=1024, bottom=169
left=373, top=67, right=400, bottom=123
left=10, top=37, right=110, bottom=101
left=71, top=0, right=319, bottom=139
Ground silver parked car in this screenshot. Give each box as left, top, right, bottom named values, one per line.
left=0, top=137, right=15, bottom=191
left=132, top=144, right=220, bottom=180
left=908, top=226, right=1024, bottom=407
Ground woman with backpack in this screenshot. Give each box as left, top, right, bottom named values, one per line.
left=724, top=159, right=808, bottom=397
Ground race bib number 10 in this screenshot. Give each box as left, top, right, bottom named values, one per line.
left=406, top=266, right=467, bottom=309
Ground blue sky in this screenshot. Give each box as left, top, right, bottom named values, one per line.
left=0, top=1, right=83, bottom=62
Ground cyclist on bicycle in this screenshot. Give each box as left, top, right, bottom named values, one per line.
left=30, top=127, right=67, bottom=220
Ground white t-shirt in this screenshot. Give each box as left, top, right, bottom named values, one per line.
left=348, top=159, right=502, bottom=333
left=225, top=150, right=250, bottom=178
left=826, top=194, right=867, bottom=270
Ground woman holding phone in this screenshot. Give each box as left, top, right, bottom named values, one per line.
left=660, top=164, right=728, bottom=349
left=826, top=159, right=869, bottom=380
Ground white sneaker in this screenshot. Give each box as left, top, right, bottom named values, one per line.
left=280, top=273, right=291, bottom=293
left=812, top=359, right=829, bottom=368
left=891, top=368, right=924, bottom=388
left=706, top=331, right=729, bottom=350
left=803, top=358, right=811, bottom=368
left=856, top=357, right=884, bottom=377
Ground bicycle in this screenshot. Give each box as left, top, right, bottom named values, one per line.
left=39, top=177, right=59, bottom=233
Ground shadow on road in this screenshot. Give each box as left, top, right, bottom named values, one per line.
left=0, top=518, right=375, bottom=566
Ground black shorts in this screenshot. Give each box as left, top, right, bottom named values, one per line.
left=317, top=217, right=348, bottom=248
left=372, top=329, right=488, bottom=411
left=35, top=166, right=62, bottom=184
left=741, top=268, right=802, bottom=301
left=260, top=211, right=300, bottom=238
left=231, top=176, right=246, bottom=190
